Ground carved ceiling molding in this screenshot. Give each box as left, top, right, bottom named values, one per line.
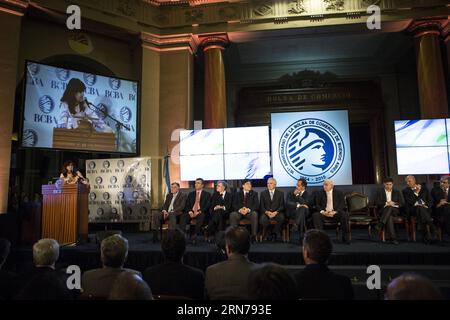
left=32, top=0, right=450, bottom=32
left=141, top=32, right=199, bottom=53
left=408, top=19, right=449, bottom=38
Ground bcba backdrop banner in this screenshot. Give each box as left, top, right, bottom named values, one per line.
left=86, top=157, right=151, bottom=228
left=22, top=61, right=138, bottom=153
left=271, top=110, right=353, bottom=186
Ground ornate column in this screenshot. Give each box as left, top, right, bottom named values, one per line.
left=199, top=34, right=229, bottom=129
left=0, top=0, right=27, bottom=214
left=140, top=33, right=196, bottom=203
left=409, top=20, right=449, bottom=118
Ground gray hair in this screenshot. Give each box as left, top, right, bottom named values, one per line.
left=267, top=178, right=277, bottom=185
left=217, top=180, right=228, bottom=190
left=33, top=238, right=60, bottom=267
left=101, top=234, right=129, bottom=268
left=323, top=179, right=334, bottom=185
left=405, top=175, right=415, bottom=182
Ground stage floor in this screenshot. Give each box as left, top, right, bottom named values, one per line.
left=8, top=230, right=450, bottom=274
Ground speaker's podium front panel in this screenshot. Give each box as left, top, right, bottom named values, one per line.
left=41, top=183, right=89, bottom=245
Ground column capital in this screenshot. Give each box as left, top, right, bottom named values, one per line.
left=0, top=0, right=28, bottom=16
left=408, top=19, right=446, bottom=38
left=198, top=33, right=230, bottom=52
left=140, top=32, right=199, bottom=54
left=442, top=20, right=450, bottom=43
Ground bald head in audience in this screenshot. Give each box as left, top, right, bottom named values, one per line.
left=386, top=273, right=442, bottom=300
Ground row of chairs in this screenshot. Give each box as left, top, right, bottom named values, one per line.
left=162, top=192, right=444, bottom=243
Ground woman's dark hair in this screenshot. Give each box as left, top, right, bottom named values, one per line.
left=61, top=160, right=76, bottom=178
left=60, top=78, right=86, bottom=115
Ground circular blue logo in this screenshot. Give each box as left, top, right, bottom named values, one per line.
left=110, top=176, right=117, bottom=184
left=96, top=103, right=108, bottom=120
left=28, top=63, right=40, bottom=76
left=103, top=160, right=110, bottom=169
left=88, top=161, right=96, bottom=169
left=95, top=176, right=103, bottom=185
left=22, top=129, right=38, bottom=147
left=126, top=175, right=133, bottom=184
left=111, top=207, right=118, bottom=215
left=132, top=191, right=139, bottom=199
left=120, top=107, right=132, bottom=123
left=38, top=95, right=55, bottom=114
left=279, top=118, right=345, bottom=184
left=109, top=78, right=121, bottom=90
left=83, top=73, right=97, bottom=86
left=56, top=68, right=70, bottom=81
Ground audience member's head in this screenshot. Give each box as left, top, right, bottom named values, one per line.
left=170, top=182, right=180, bottom=194
left=33, top=238, right=59, bottom=268
left=323, top=179, right=334, bottom=192
left=248, top=263, right=298, bottom=300
left=101, top=234, right=128, bottom=268
left=440, top=176, right=450, bottom=190
left=109, top=271, right=153, bottom=300
left=405, top=175, right=416, bottom=188
left=225, top=226, right=251, bottom=257
left=242, top=179, right=252, bottom=192
left=161, top=229, right=186, bottom=263
left=0, top=238, right=11, bottom=269
left=194, top=178, right=205, bottom=190
left=216, top=180, right=228, bottom=193
left=302, top=229, right=332, bottom=265
left=386, top=273, right=442, bottom=300
left=297, top=178, right=307, bottom=191
left=383, top=177, right=394, bottom=191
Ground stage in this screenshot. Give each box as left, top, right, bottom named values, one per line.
left=7, top=230, right=450, bottom=274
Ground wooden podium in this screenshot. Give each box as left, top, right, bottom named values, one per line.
left=41, top=183, right=89, bottom=245
left=52, top=120, right=116, bottom=152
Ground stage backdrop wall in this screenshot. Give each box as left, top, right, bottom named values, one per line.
left=86, top=157, right=151, bottom=230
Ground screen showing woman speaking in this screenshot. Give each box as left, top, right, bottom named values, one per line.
left=21, top=61, right=138, bottom=154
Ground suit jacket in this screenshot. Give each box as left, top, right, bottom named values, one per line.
left=430, top=186, right=450, bottom=208
left=375, top=188, right=404, bottom=211
left=294, top=264, right=354, bottom=300
left=205, top=254, right=256, bottom=300
left=260, top=189, right=285, bottom=213
left=82, top=267, right=141, bottom=298
left=209, top=191, right=233, bottom=214
left=185, top=190, right=211, bottom=214
left=402, top=186, right=432, bottom=210
left=0, top=270, right=18, bottom=300
left=143, top=262, right=204, bottom=300
left=232, top=190, right=259, bottom=212
left=162, top=192, right=187, bottom=213
left=314, top=189, right=346, bottom=214
left=286, top=190, right=311, bottom=215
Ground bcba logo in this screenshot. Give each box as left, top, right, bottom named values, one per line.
left=39, top=95, right=55, bottom=114
left=120, top=107, right=132, bottom=123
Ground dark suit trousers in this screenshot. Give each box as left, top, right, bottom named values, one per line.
left=379, top=206, right=400, bottom=240
left=208, top=209, right=229, bottom=235
left=410, top=206, right=433, bottom=230
left=229, top=211, right=258, bottom=236
left=437, top=205, right=450, bottom=235
left=152, top=211, right=183, bottom=230
left=288, top=207, right=308, bottom=234
left=179, top=212, right=205, bottom=235
left=260, top=212, right=285, bottom=235
left=312, top=211, right=349, bottom=236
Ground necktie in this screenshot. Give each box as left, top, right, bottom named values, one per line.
left=193, top=191, right=200, bottom=213
left=446, top=188, right=449, bottom=199
left=168, top=193, right=177, bottom=212
left=270, top=191, right=274, bottom=201
left=326, top=191, right=333, bottom=212
left=243, top=192, right=248, bottom=207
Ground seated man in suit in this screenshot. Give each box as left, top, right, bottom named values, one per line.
left=143, top=229, right=204, bottom=300
left=151, top=182, right=187, bottom=242
left=259, top=178, right=285, bottom=241
left=431, top=176, right=450, bottom=237
left=179, top=178, right=211, bottom=244
left=205, top=226, right=256, bottom=299
left=82, top=234, right=141, bottom=298
left=286, top=178, right=311, bottom=244
left=375, top=177, right=405, bottom=244
left=207, top=181, right=233, bottom=241
left=229, top=179, right=259, bottom=242
left=294, top=229, right=354, bottom=300
left=402, top=175, right=437, bottom=244
left=312, top=179, right=350, bottom=244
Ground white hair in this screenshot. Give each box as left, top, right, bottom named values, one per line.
left=267, top=178, right=277, bottom=185
left=33, top=238, right=60, bottom=267
left=323, top=179, right=334, bottom=185
left=101, top=234, right=129, bottom=268
left=405, top=175, right=415, bottom=182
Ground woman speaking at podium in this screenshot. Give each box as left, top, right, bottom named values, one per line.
left=58, top=78, right=113, bottom=133
left=60, top=160, right=89, bottom=185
